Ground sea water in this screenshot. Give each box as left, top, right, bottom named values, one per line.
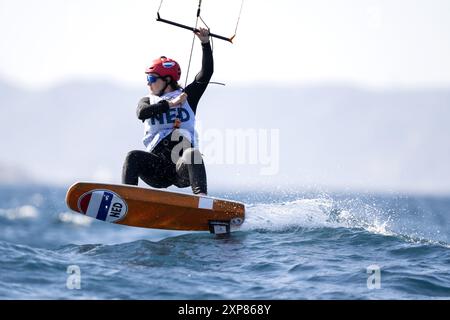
left=0, top=185, right=449, bottom=299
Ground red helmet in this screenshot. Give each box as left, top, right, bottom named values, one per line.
left=145, top=56, right=181, bottom=82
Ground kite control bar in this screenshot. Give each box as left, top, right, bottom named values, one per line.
left=156, top=13, right=235, bottom=43
left=156, top=0, right=243, bottom=86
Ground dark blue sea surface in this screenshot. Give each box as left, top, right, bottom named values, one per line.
left=0, top=185, right=449, bottom=299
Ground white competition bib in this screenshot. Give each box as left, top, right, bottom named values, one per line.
left=142, top=89, right=197, bottom=152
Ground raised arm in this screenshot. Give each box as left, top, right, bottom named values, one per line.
left=185, top=28, right=214, bottom=114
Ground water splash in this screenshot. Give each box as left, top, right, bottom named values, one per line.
left=0, top=205, right=39, bottom=220
left=58, top=211, right=92, bottom=227
left=241, top=197, right=395, bottom=236
left=240, top=196, right=449, bottom=247
left=241, top=198, right=335, bottom=232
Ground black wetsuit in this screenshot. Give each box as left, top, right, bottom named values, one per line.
left=122, top=42, right=213, bottom=194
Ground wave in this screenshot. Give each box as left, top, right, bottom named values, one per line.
left=57, top=211, right=92, bottom=227
left=240, top=197, right=449, bottom=247
left=242, top=198, right=391, bottom=233
left=0, top=205, right=39, bottom=221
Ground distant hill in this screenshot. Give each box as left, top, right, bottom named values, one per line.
left=0, top=162, right=36, bottom=185
left=1, top=79, right=450, bottom=194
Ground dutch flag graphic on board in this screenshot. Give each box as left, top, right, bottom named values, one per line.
left=78, top=190, right=128, bottom=223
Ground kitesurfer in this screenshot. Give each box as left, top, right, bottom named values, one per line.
left=122, top=28, right=212, bottom=195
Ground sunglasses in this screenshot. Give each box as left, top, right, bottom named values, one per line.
left=147, top=74, right=160, bottom=84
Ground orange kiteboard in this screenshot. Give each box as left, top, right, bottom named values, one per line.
left=65, top=182, right=245, bottom=234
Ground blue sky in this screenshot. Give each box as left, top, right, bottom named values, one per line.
left=1, top=0, right=450, bottom=89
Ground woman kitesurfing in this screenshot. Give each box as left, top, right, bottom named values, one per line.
left=122, top=27, right=212, bottom=195
left=122, top=0, right=243, bottom=196
left=66, top=1, right=246, bottom=236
